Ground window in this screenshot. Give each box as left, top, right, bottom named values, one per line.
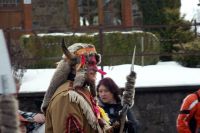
left=0, top=0, right=19, bottom=7
left=78, top=0, right=98, bottom=26
left=103, top=0, right=122, bottom=26
left=69, top=0, right=132, bottom=28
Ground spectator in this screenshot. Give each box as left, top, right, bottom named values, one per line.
left=18, top=113, right=28, bottom=133
left=176, top=89, right=200, bottom=133
left=97, top=77, right=139, bottom=133
left=14, top=76, right=45, bottom=133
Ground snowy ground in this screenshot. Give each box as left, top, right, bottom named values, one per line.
left=20, top=61, right=200, bottom=93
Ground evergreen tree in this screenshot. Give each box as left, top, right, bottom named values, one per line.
left=138, top=0, right=195, bottom=61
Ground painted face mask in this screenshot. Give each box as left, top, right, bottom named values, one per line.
left=62, top=43, right=106, bottom=90
left=78, top=53, right=106, bottom=75
left=62, top=43, right=106, bottom=75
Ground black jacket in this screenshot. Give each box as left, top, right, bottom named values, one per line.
left=98, top=99, right=139, bottom=133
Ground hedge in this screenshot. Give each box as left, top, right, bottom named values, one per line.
left=20, top=31, right=160, bottom=68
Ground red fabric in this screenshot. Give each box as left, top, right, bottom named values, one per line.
left=80, top=54, right=107, bottom=75
left=97, top=69, right=107, bottom=75
left=80, top=55, right=86, bottom=66
left=176, top=89, right=200, bottom=133
left=66, top=115, right=84, bottom=133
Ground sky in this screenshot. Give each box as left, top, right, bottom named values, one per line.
left=20, top=61, right=200, bottom=92
left=181, top=0, right=199, bottom=21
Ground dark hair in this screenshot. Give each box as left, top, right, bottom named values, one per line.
left=97, top=77, right=121, bottom=102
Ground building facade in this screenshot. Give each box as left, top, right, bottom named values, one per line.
left=0, top=0, right=143, bottom=32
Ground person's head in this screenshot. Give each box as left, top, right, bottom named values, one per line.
left=97, top=77, right=120, bottom=104
left=41, top=42, right=104, bottom=112
left=62, top=42, right=104, bottom=96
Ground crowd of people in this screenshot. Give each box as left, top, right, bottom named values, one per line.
left=13, top=42, right=200, bottom=133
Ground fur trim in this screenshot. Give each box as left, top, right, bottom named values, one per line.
left=66, top=90, right=98, bottom=130
left=73, top=68, right=86, bottom=89
left=122, top=71, right=136, bottom=108
left=0, top=95, right=19, bottom=133
left=62, top=43, right=96, bottom=59
left=68, top=43, right=95, bottom=54
left=41, top=60, right=71, bottom=113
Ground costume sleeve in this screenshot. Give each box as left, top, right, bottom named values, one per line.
left=45, top=110, right=53, bottom=133
left=176, top=94, right=197, bottom=133
left=66, top=114, right=84, bottom=133
left=45, top=92, right=84, bottom=133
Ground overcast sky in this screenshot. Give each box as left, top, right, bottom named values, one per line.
left=181, top=0, right=200, bottom=21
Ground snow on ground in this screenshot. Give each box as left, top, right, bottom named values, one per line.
left=20, top=61, right=200, bottom=93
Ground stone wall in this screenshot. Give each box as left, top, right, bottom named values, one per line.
left=133, top=88, right=195, bottom=133
left=18, top=86, right=200, bottom=133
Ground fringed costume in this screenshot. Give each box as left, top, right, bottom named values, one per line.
left=42, top=43, right=110, bottom=133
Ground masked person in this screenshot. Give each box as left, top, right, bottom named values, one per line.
left=42, top=43, right=111, bottom=133
left=176, top=89, right=200, bottom=133
left=97, top=77, right=139, bottom=133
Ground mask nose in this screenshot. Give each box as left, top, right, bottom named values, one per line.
left=88, top=56, right=97, bottom=65
left=87, top=55, right=107, bottom=75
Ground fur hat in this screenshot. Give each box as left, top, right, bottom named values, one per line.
left=62, top=43, right=101, bottom=66
left=63, top=43, right=101, bottom=89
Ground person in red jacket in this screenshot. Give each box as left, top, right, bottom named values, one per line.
left=176, top=89, right=200, bottom=133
